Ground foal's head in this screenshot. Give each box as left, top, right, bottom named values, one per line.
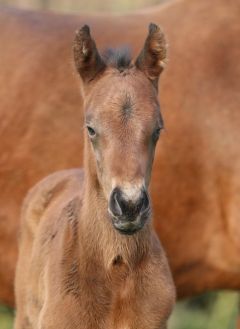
left=73, top=24, right=167, bottom=235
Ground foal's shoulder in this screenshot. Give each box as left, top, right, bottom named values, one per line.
left=21, top=168, right=84, bottom=235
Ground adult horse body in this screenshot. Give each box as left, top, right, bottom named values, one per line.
left=0, top=0, right=240, bottom=306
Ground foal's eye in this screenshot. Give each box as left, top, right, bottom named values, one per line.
left=86, top=126, right=96, bottom=138
left=153, top=127, right=161, bottom=141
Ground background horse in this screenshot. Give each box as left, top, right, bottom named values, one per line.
left=0, top=0, right=239, bottom=306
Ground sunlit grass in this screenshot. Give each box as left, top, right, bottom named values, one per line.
left=0, top=305, right=14, bottom=329
left=169, top=291, right=239, bottom=329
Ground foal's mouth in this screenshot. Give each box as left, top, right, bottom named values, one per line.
left=113, top=221, right=144, bottom=235
left=109, top=207, right=151, bottom=235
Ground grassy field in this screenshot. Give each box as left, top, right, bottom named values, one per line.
left=0, top=305, right=14, bottom=329
left=169, top=291, right=239, bottom=329
left=1, top=291, right=239, bottom=329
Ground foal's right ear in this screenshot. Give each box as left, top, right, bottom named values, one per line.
left=73, top=25, right=106, bottom=83
left=135, top=23, right=167, bottom=88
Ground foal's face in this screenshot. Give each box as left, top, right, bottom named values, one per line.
left=73, top=24, right=167, bottom=234
left=85, top=69, right=163, bottom=234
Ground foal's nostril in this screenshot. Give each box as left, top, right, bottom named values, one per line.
left=109, top=188, right=123, bottom=217
left=140, top=190, right=150, bottom=214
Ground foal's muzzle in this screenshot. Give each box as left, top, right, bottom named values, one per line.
left=108, top=187, right=150, bottom=235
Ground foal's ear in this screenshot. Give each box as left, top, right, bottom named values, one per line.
left=73, top=25, right=106, bottom=83
left=135, top=23, right=167, bottom=88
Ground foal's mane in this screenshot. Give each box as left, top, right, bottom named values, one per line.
left=102, top=47, right=133, bottom=72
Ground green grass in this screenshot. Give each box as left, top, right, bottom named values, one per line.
left=169, top=291, right=239, bottom=329
left=0, top=305, right=14, bottom=329
left=0, top=291, right=239, bottom=329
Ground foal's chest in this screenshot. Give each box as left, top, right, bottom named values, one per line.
left=68, top=263, right=159, bottom=329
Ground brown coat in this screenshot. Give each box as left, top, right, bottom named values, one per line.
left=0, top=0, right=240, bottom=306
left=15, top=28, right=176, bottom=328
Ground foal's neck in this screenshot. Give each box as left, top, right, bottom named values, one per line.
left=78, top=144, right=152, bottom=270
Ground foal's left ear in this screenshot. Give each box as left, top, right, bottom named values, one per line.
left=135, top=23, right=167, bottom=88
left=73, top=25, right=106, bottom=83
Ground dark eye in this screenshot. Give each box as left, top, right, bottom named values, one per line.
left=153, top=127, right=161, bottom=141
left=87, top=125, right=96, bottom=138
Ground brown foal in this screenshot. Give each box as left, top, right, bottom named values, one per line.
left=14, top=24, right=175, bottom=329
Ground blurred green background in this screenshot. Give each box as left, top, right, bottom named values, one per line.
left=0, top=0, right=167, bottom=12
left=1, top=291, right=239, bottom=329
left=0, top=0, right=239, bottom=328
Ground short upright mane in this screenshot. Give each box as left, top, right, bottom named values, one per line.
left=102, top=47, right=132, bottom=71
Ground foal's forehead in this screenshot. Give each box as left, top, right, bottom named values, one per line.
left=85, top=69, right=160, bottom=120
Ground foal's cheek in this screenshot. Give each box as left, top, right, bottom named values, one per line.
left=93, top=146, right=110, bottom=193
left=145, top=142, right=156, bottom=186
left=94, top=148, right=103, bottom=176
